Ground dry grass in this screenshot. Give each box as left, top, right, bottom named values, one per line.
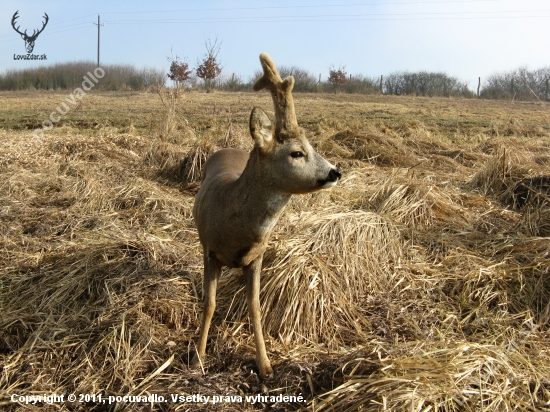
left=1, top=90, right=549, bottom=411
left=219, top=207, right=402, bottom=346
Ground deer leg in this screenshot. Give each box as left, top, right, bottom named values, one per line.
left=191, top=251, right=222, bottom=369
left=243, top=256, right=273, bottom=378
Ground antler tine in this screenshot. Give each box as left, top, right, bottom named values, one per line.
left=253, top=52, right=299, bottom=137
left=33, top=13, right=49, bottom=38
left=11, top=10, right=19, bottom=26
left=11, top=11, right=25, bottom=36
left=40, top=13, right=49, bottom=32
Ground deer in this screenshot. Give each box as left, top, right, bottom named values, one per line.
left=191, top=52, right=342, bottom=378
left=11, top=11, right=49, bottom=54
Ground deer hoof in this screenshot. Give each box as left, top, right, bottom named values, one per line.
left=258, top=363, right=274, bottom=379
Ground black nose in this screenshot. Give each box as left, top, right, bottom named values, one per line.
left=328, top=169, right=342, bottom=182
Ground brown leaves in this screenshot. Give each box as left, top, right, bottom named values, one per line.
left=328, top=65, right=347, bottom=86
left=167, top=60, right=192, bottom=85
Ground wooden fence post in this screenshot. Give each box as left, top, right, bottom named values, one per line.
left=477, top=77, right=481, bottom=97
left=380, top=75, right=383, bottom=94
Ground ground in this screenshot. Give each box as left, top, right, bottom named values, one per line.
left=1, top=89, right=549, bottom=411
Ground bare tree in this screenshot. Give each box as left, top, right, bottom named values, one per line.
left=196, top=37, right=222, bottom=92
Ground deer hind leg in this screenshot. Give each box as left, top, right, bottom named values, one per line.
left=243, top=256, right=273, bottom=378
left=191, top=250, right=222, bottom=369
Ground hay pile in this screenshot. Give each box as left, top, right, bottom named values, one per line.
left=1, top=92, right=549, bottom=411
left=219, top=207, right=402, bottom=345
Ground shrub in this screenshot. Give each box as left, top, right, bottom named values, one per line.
left=196, top=38, right=222, bottom=92
left=481, top=67, right=550, bottom=101
left=383, top=71, right=474, bottom=98
left=0, top=61, right=165, bottom=91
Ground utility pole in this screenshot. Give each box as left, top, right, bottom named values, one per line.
left=93, top=14, right=104, bottom=67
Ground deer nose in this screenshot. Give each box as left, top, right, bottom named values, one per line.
left=328, top=168, right=342, bottom=182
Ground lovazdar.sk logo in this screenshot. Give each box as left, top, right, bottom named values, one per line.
left=11, top=10, right=49, bottom=60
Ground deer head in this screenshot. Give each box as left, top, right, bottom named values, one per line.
left=249, top=53, right=342, bottom=194
left=12, top=11, right=49, bottom=54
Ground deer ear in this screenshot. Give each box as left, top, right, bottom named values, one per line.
left=249, top=107, right=273, bottom=150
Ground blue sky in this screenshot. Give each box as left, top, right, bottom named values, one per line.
left=1, top=0, right=549, bottom=89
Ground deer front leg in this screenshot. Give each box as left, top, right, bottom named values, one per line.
left=191, top=251, right=222, bottom=369
left=243, top=256, right=273, bottom=378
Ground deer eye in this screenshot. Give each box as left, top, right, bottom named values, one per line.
left=290, top=151, right=304, bottom=159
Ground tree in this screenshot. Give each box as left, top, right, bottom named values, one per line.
left=167, top=51, right=192, bottom=89
left=328, top=65, right=347, bottom=92
left=196, top=37, right=222, bottom=92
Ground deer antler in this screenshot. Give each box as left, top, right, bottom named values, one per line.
left=253, top=53, right=299, bottom=138
left=11, top=11, right=26, bottom=37
left=30, top=13, right=49, bottom=40
left=11, top=11, right=49, bottom=41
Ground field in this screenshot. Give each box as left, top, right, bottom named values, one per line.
left=1, top=88, right=550, bottom=411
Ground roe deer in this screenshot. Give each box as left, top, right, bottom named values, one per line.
left=191, top=52, right=342, bottom=378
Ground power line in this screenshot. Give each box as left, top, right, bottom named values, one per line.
left=1, top=11, right=547, bottom=43
left=100, top=0, right=520, bottom=14
left=104, top=8, right=550, bottom=21
left=0, top=23, right=90, bottom=41
left=46, top=13, right=97, bottom=26
left=103, top=14, right=550, bottom=25
left=2, top=4, right=548, bottom=44
left=0, top=12, right=95, bottom=41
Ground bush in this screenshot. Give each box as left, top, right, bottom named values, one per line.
left=383, top=71, right=474, bottom=98
left=480, top=67, right=550, bottom=101
left=196, top=38, right=222, bottom=92
left=340, top=74, right=380, bottom=94
left=327, top=65, right=347, bottom=93
left=0, top=61, right=165, bottom=91
left=217, top=73, right=249, bottom=92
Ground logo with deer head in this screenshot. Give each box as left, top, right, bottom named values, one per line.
left=11, top=11, right=49, bottom=53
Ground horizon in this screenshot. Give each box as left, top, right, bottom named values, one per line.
left=1, top=0, right=550, bottom=90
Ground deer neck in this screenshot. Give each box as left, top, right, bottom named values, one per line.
left=234, top=148, right=291, bottom=235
